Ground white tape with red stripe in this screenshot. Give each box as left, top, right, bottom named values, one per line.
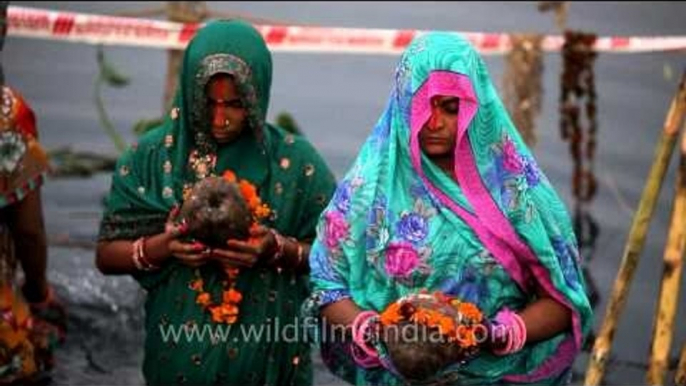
left=7, top=6, right=686, bottom=54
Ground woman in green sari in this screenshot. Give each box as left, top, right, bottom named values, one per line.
left=305, top=32, right=593, bottom=385
left=96, top=20, right=336, bottom=386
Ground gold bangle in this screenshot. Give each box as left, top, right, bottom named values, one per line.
left=269, top=229, right=286, bottom=266
left=296, top=243, right=304, bottom=268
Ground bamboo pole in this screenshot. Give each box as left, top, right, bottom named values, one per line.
left=162, top=2, right=207, bottom=111
left=111, top=3, right=297, bottom=111
left=646, top=130, right=686, bottom=385
left=676, top=342, right=686, bottom=386
left=585, top=70, right=686, bottom=386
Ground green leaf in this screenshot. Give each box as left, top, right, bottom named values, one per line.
left=97, top=46, right=130, bottom=88
left=133, top=116, right=164, bottom=136
left=275, top=111, right=302, bottom=135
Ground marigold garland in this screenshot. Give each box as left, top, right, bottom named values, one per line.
left=189, top=170, right=271, bottom=324
left=378, top=291, right=485, bottom=349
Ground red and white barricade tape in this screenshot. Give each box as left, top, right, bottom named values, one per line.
left=7, top=6, right=686, bottom=55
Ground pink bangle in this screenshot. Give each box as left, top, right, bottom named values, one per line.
left=350, top=311, right=381, bottom=368
left=492, top=308, right=526, bottom=356
left=512, top=311, right=527, bottom=351
left=352, top=311, right=379, bottom=358
left=351, top=343, right=381, bottom=368
left=502, top=316, right=515, bottom=355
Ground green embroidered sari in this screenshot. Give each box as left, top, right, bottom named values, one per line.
left=98, top=20, right=336, bottom=386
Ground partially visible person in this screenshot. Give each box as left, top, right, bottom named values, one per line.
left=0, top=3, right=66, bottom=384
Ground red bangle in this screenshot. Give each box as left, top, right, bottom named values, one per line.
left=132, top=237, right=159, bottom=271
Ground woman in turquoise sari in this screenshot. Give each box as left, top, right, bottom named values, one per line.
left=96, top=20, right=336, bottom=385
left=305, top=32, right=593, bottom=385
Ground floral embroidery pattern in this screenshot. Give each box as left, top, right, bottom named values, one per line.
left=485, top=134, right=546, bottom=221
left=0, top=131, right=26, bottom=174
left=438, top=258, right=492, bottom=306
left=188, top=149, right=217, bottom=180
left=551, top=236, right=582, bottom=290
left=323, top=210, right=350, bottom=251
left=331, top=176, right=363, bottom=215
left=332, top=180, right=353, bottom=214
left=383, top=190, right=436, bottom=282
left=384, top=241, right=422, bottom=278
left=366, top=194, right=390, bottom=255
left=310, top=247, right=346, bottom=285
left=320, top=176, right=365, bottom=260
left=397, top=212, right=429, bottom=244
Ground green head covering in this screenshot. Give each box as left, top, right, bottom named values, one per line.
left=100, top=20, right=279, bottom=238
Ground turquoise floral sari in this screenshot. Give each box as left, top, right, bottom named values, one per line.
left=305, top=32, right=593, bottom=385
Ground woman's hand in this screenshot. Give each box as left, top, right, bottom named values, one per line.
left=169, top=240, right=212, bottom=268
left=163, top=205, right=212, bottom=268
left=210, top=225, right=277, bottom=269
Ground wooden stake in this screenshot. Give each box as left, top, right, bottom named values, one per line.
left=676, top=342, right=686, bottom=386
left=585, top=70, right=686, bottom=386
left=646, top=130, right=686, bottom=385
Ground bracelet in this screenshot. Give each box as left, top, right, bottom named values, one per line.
left=296, top=243, right=304, bottom=268
left=350, top=311, right=381, bottom=368
left=491, top=308, right=527, bottom=356
left=269, top=229, right=286, bottom=267
left=288, top=238, right=304, bottom=269
left=512, top=311, right=527, bottom=351
left=132, top=237, right=159, bottom=271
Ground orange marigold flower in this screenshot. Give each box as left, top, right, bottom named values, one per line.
left=410, top=308, right=432, bottom=325
left=239, top=180, right=258, bottom=202
left=380, top=311, right=402, bottom=326
left=458, top=302, right=483, bottom=321
left=221, top=304, right=239, bottom=316
left=223, top=170, right=237, bottom=183
left=196, top=292, right=211, bottom=307
left=435, top=315, right=455, bottom=335
left=379, top=303, right=402, bottom=326
left=456, top=325, right=477, bottom=348
left=210, top=306, right=224, bottom=323
left=255, top=204, right=271, bottom=219
left=223, top=288, right=243, bottom=304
